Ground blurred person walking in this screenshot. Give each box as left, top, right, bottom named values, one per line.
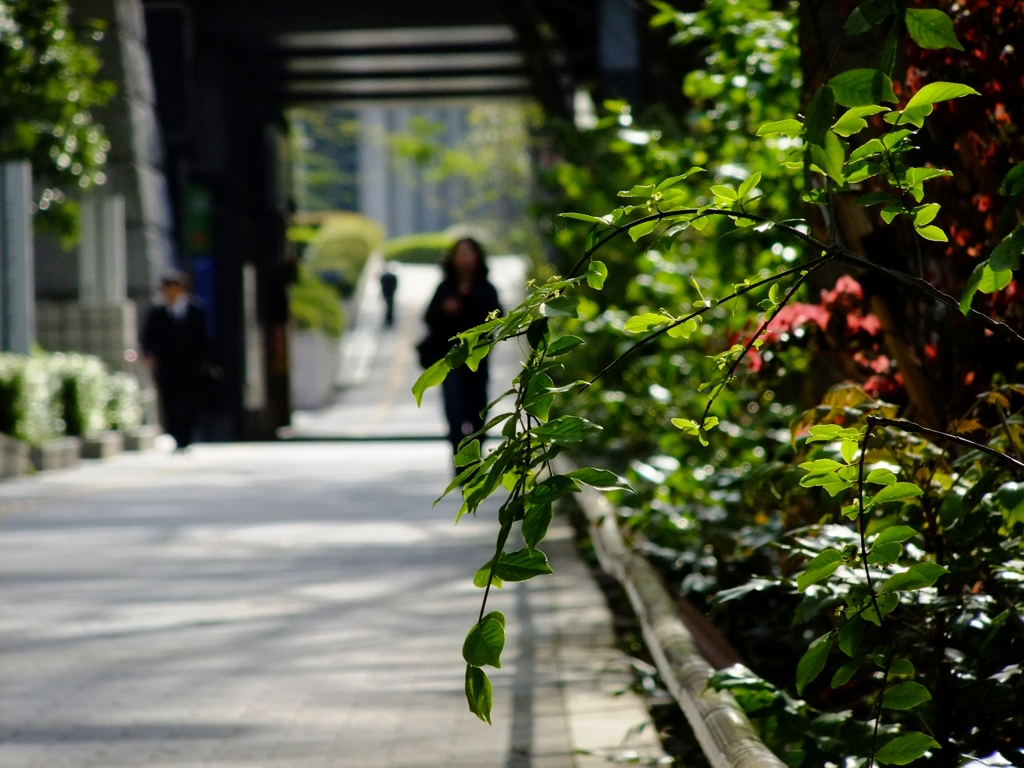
left=422, top=239, right=502, bottom=458
left=380, top=266, right=398, bottom=328
left=142, top=270, right=208, bottom=451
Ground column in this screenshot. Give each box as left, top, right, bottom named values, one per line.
left=0, top=161, right=35, bottom=353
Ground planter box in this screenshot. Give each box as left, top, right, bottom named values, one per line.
left=0, top=434, right=30, bottom=479
left=124, top=425, right=160, bottom=452
left=29, top=437, right=81, bottom=472
left=290, top=329, right=342, bottom=410
left=82, top=430, right=124, bottom=460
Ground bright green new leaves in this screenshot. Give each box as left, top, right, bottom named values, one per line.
left=567, top=467, right=632, bottom=492
left=546, top=334, right=584, bottom=357
left=895, top=81, right=979, bottom=128
left=872, top=483, right=924, bottom=506
left=882, top=562, right=949, bottom=592
left=494, top=548, right=553, bottom=582
left=587, top=260, right=608, bottom=290
left=796, top=631, right=833, bottom=694
left=671, top=416, right=720, bottom=447
left=807, top=425, right=863, bottom=443
left=905, top=9, right=963, bottom=51
left=881, top=681, right=932, bottom=710
left=628, top=219, right=659, bottom=241
left=454, top=439, right=481, bottom=468
left=559, top=212, right=611, bottom=225
left=833, top=105, right=889, bottom=137
left=874, top=732, right=941, bottom=765
left=413, top=359, right=450, bottom=406
left=465, top=665, right=493, bottom=724
left=624, top=313, right=673, bottom=334
left=757, top=119, right=804, bottom=138
left=797, top=548, right=844, bottom=592
left=463, top=611, right=506, bottom=668
left=828, top=69, right=897, bottom=108
left=960, top=261, right=1014, bottom=314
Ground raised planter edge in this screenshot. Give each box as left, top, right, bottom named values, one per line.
left=555, top=457, right=785, bottom=768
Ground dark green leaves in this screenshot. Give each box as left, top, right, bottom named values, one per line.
left=881, top=681, right=931, bottom=710
left=805, top=86, right=836, bottom=148
left=875, top=732, right=941, bottom=764
left=494, top=548, right=553, bottom=582
left=844, top=0, right=895, bottom=36
left=989, top=225, right=1024, bottom=272
left=905, top=9, right=963, bottom=51
left=838, top=615, right=865, bottom=657
left=546, top=335, right=584, bottom=357
left=828, top=69, right=896, bottom=107
left=522, top=503, right=553, bottom=550
left=796, top=632, right=833, bottom=694
left=463, top=611, right=506, bottom=668
left=567, top=467, right=633, bottom=492
left=465, top=665, right=493, bottom=724
left=533, top=415, right=602, bottom=445
left=528, top=475, right=580, bottom=504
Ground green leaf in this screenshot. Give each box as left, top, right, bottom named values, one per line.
left=883, top=562, right=949, bottom=592
left=618, top=184, right=656, bottom=198
left=868, top=542, right=903, bottom=565
left=523, top=372, right=554, bottom=421
left=989, top=225, right=1024, bottom=272
left=412, top=358, right=450, bottom=406
left=629, top=220, right=659, bottom=241
left=828, top=69, right=897, bottom=107
left=494, top=547, right=553, bottom=582
left=872, top=525, right=919, bottom=549
left=875, top=732, right=941, bottom=765
left=832, top=658, right=861, bottom=688
left=810, top=130, right=845, bottom=182
left=905, top=9, right=963, bottom=51
left=807, top=424, right=862, bottom=442
left=546, top=334, right=583, bottom=357
left=465, top=664, right=493, bottom=724
left=540, top=295, right=579, bottom=318
left=805, top=86, right=836, bottom=147
left=844, top=0, right=895, bottom=36
left=667, top=318, right=698, bottom=339
left=796, top=632, right=834, bottom=694
left=533, top=415, right=602, bottom=445
left=899, top=81, right=980, bottom=126
left=959, top=260, right=986, bottom=314
left=797, top=549, right=844, bottom=592
left=567, top=467, right=632, bottom=492
left=757, top=119, right=804, bottom=137
left=655, top=167, right=705, bottom=190
left=473, top=564, right=502, bottom=589
left=882, top=681, right=932, bottom=710
left=529, top=475, right=581, bottom=503
left=624, top=313, right=672, bottom=334
left=979, top=264, right=1014, bottom=293
left=738, top=172, right=762, bottom=199
left=560, top=212, right=609, bottom=225
left=838, top=615, right=865, bottom=656
left=587, top=260, right=608, bottom=290
left=526, top=317, right=549, bottom=349
left=872, top=482, right=924, bottom=505
left=1000, top=161, right=1024, bottom=196
left=454, top=439, right=481, bottom=467
left=710, top=184, right=739, bottom=201
left=833, top=105, right=889, bottom=137
left=841, top=439, right=859, bottom=464
left=915, top=225, right=948, bottom=242
left=889, top=659, right=915, bottom=677
left=522, top=502, right=553, bottom=550
left=463, top=613, right=506, bottom=668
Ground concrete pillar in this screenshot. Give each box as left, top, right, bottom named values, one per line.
left=0, top=161, right=35, bottom=353
left=357, top=106, right=389, bottom=236
left=80, top=194, right=128, bottom=306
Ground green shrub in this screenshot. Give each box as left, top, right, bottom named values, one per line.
left=51, top=354, right=109, bottom=438
left=303, top=212, right=383, bottom=291
left=290, top=268, right=344, bottom=339
left=382, top=231, right=454, bottom=264
left=0, top=354, right=60, bottom=446
left=106, top=372, right=143, bottom=432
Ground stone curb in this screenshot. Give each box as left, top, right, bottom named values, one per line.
left=557, top=459, right=785, bottom=768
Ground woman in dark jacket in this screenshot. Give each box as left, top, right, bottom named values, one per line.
left=424, top=238, right=502, bottom=455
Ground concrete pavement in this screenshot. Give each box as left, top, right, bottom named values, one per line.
left=0, top=442, right=666, bottom=767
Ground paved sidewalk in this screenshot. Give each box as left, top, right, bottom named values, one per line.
left=0, top=443, right=665, bottom=767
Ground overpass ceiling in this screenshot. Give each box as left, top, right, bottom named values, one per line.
left=156, top=0, right=598, bottom=110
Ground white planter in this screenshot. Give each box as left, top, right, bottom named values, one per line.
left=289, top=329, right=341, bottom=410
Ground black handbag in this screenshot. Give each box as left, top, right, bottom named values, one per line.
left=416, top=332, right=448, bottom=369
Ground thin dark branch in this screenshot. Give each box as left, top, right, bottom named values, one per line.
left=581, top=255, right=832, bottom=389
left=871, top=416, right=1024, bottom=474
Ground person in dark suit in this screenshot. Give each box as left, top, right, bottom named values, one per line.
left=380, top=267, right=398, bottom=328
left=142, top=270, right=208, bottom=450
left=424, top=239, right=502, bottom=457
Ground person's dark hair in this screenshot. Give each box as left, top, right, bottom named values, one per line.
left=441, top=238, right=488, bottom=283
left=160, top=269, right=188, bottom=289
